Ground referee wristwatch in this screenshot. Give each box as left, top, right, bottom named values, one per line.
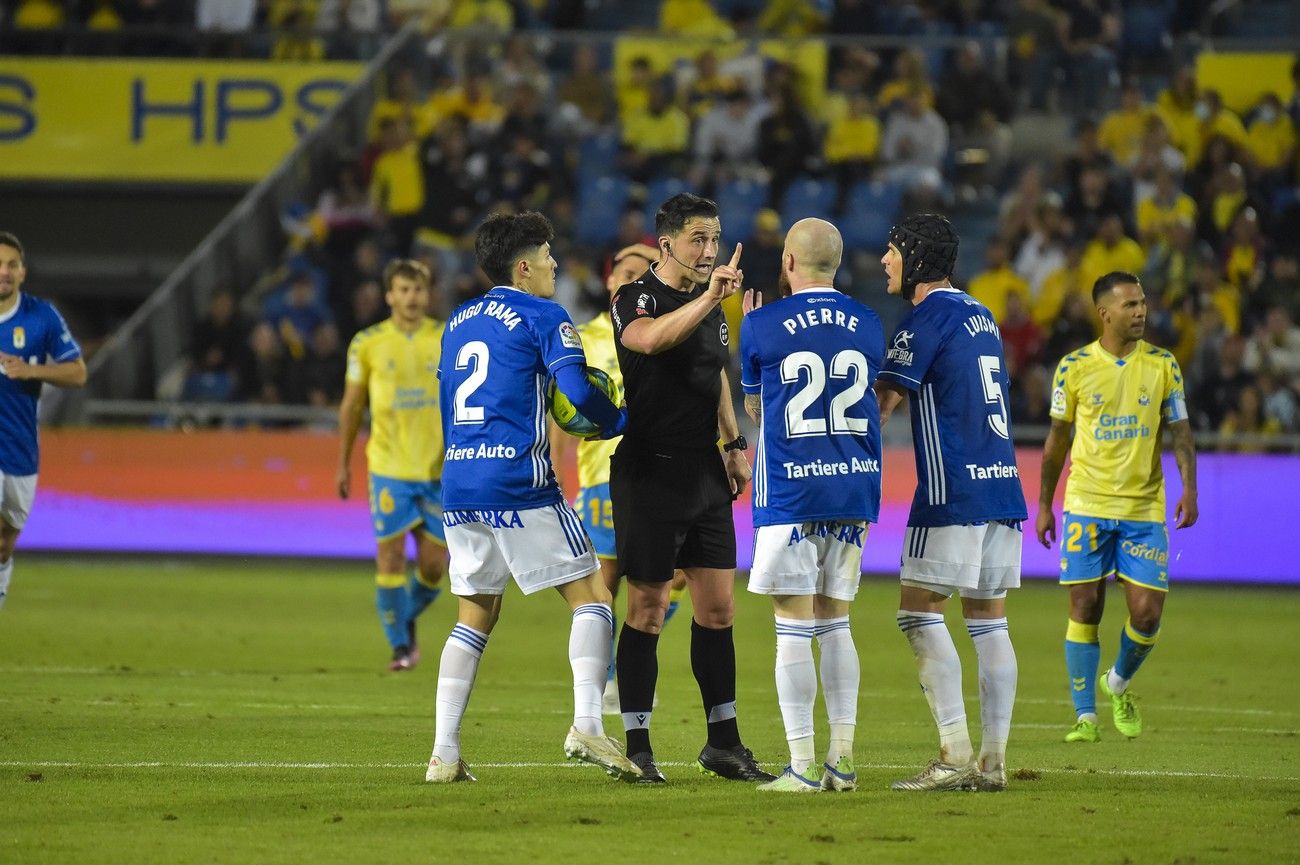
left=722, top=435, right=748, bottom=453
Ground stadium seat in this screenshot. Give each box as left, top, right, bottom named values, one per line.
left=1121, top=1, right=1174, bottom=60
left=780, top=177, right=837, bottom=224
left=576, top=174, right=631, bottom=245
left=841, top=181, right=903, bottom=251
left=578, top=132, right=621, bottom=181
left=717, top=178, right=770, bottom=244
left=644, top=176, right=691, bottom=227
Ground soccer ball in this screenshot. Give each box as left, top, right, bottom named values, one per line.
left=549, top=367, right=620, bottom=440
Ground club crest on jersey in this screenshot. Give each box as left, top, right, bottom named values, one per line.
left=1137, top=385, right=1150, bottom=406
left=559, top=321, right=582, bottom=349
left=887, top=329, right=914, bottom=365
left=12, top=327, right=23, bottom=349
left=719, top=321, right=729, bottom=345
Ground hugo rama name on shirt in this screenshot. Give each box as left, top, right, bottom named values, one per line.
left=448, top=298, right=522, bottom=332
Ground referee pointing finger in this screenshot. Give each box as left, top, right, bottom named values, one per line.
left=608, top=192, right=774, bottom=784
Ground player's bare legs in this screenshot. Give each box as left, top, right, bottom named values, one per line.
left=960, top=594, right=1016, bottom=790
left=0, top=521, right=18, bottom=609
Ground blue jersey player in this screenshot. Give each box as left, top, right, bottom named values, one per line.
left=739, top=218, right=884, bottom=794
left=873, top=214, right=1026, bottom=793
left=0, top=233, right=86, bottom=610
left=425, top=212, right=640, bottom=784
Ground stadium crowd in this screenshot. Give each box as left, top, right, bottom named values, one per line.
left=5, top=0, right=1297, bottom=445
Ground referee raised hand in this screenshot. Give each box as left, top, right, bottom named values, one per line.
left=606, top=192, right=774, bottom=785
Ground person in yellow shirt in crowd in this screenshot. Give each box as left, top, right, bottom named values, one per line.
left=1245, top=92, right=1297, bottom=175
left=1187, top=89, right=1247, bottom=168
left=825, top=91, right=881, bottom=208
left=369, top=118, right=425, bottom=256
left=271, top=9, right=325, bottom=61
left=659, top=0, right=735, bottom=39
left=681, top=51, right=739, bottom=120
left=1034, top=241, right=1096, bottom=330
left=448, top=0, right=513, bottom=32
left=1135, top=166, right=1196, bottom=250
left=13, top=0, right=64, bottom=29
left=876, top=49, right=934, bottom=113
left=368, top=68, right=437, bottom=142
left=617, top=56, right=657, bottom=126
left=1099, top=81, right=1158, bottom=168
left=1081, top=215, right=1145, bottom=294
left=968, top=238, right=1031, bottom=324
left=1156, top=66, right=1199, bottom=161
left=758, top=0, right=828, bottom=36
left=430, top=69, right=506, bottom=134
left=338, top=260, right=447, bottom=672
left=554, top=244, right=690, bottom=713
left=1223, top=205, right=1265, bottom=293
left=621, top=81, right=691, bottom=182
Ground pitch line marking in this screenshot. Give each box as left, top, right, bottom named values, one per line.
left=2, top=760, right=1295, bottom=783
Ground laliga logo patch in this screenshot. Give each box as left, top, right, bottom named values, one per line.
left=559, top=321, right=582, bottom=349
left=1051, top=387, right=1066, bottom=413
left=886, top=329, right=914, bottom=365
left=720, top=321, right=729, bottom=345
left=12, top=327, right=24, bottom=350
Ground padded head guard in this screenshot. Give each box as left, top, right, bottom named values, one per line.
left=888, top=213, right=959, bottom=299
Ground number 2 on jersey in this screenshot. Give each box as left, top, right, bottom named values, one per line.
left=781, top=350, right=872, bottom=438
left=453, top=340, right=489, bottom=424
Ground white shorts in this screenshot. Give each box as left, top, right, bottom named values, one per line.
left=900, top=521, right=1022, bottom=599
left=748, top=520, right=868, bottom=601
left=444, top=502, right=598, bottom=596
left=0, top=472, right=37, bottom=531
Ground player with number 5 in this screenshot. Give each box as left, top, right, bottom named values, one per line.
left=874, top=214, right=1028, bottom=793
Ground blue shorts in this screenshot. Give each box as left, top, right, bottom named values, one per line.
left=368, top=474, right=445, bottom=545
left=574, top=483, right=615, bottom=560
left=1058, top=513, right=1168, bottom=592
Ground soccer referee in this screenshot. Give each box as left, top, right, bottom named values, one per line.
left=609, top=192, right=774, bottom=784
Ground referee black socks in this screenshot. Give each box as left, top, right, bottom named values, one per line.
left=691, top=621, right=741, bottom=750
left=617, top=623, right=659, bottom=757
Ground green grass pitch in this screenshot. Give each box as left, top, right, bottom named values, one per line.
left=2, top=558, right=1297, bottom=864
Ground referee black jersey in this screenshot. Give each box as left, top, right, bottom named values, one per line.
left=611, top=266, right=729, bottom=452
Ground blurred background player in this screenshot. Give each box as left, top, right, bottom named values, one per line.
left=552, top=242, right=687, bottom=714
left=739, top=218, right=884, bottom=793
left=1037, top=271, right=1198, bottom=744
left=338, top=260, right=447, bottom=672
left=426, top=211, right=638, bottom=784
left=0, top=232, right=86, bottom=609
left=610, top=192, right=773, bottom=784
left=874, top=214, right=1026, bottom=793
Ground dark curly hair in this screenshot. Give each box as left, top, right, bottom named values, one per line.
left=654, top=192, right=718, bottom=239
left=475, top=211, right=554, bottom=287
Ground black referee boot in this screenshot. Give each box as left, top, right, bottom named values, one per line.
left=628, top=752, right=667, bottom=784
left=696, top=744, right=777, bottom=782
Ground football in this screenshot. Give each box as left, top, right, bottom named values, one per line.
left=548, top=366, right=619, bottom=439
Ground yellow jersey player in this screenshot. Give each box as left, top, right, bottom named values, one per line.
left=556, top=243, right=687, bottom=714
left=338, top=259, right=448, bottom=672
left=1037, top=271, right=1198, bottom=743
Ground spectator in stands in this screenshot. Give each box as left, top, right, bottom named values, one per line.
left=1098, top=80, right=1156, bottom=168
left=448, top=0, right=514, bottom=33
left=744, top=209, right=785, bottom=301
left=659, top=0, right=734, bottom=39
left=824, top=91, right=881, bottom=211
left=432, top=67, right=505, bottom=137
left=319, top=0, right=384, bottom=59
left=1000, top=290, right=1045, bottom=377
left=757, top=83, right=818, bottom=208
left=877, top=48, right=934, bottom=113
left=936, top=41, right=1014, bottom=187
left=1013, top=193, right=1069, bottom=299
left=679, top=50, right=739, bottom=120
left=1130, top=114, right=1186, bottom=203
left=1244, top=306, right=1300, bottom=381
left=266, top=270, right=334, bottom=362
left=342, top=279, right=386, bottom=337
left=1007, top=0, right=1061, bottom=111
left=1156, top=65, right=1199, bottom=159
left=369, top=117, right=425, bottom=256
left=617, top=55, right=656, bottom=125
left=1060, top=118, right=1113, bottom=197
left=419, top=119, right=488, bottom=266
left=559, top=44, right=613, bottom=129
left=496, top=35, right=553, bottom=102
left=1189, top=251, right=1240, bottom=336
left=1043, top=290, right=1099, bottom=364
left=271, top=10, right=326, bottom=61
left=880, top=91, right=948, bottom=203
left=1010, top=363, right=1052, bottom=426
left=1250, top=250, right=1300, bottom=324
left=1218, top=384, right=1281, bottom=451
left=1144, top=215, right=1208, bottom=308
left=1203, top=160, right=1252, bottom=241
left=1056, top=0, right=1119, bottom=115
left=757, top=0, right=827, bottom=37
left=999, top=163, right=1048, bottom=245
left=1136, top=165, right=1197, bottom=251
left=238, top=322, right=288, bottom=405
left=1288, top=56, right=1300, bottom=127
left=284, top=322, right=345, bottom=406
left=1080, top=214, right=1145, bottom=293
left=184, top=291, right=249, bottom=402
left=1188, top=89, right=1247, bottom=169
left=1192, top=331, right=1250, bottom=430
left=621, top=79, right=691, bottom=183
left=1258, top=369, right=1298, bottom=433
left=196, top=0, right=255, bottom=57
left=369, top=67, right=436, bottom=143
left=969, top=238, right=1031, bottom=324
left=1245, top=92, right=1296, bottom=179
left=1223, top=205, right=1265, bottom=292
left=601, top=208, right=655, bottom=269
left=493, top=134, right=552, bottom=210
left=693, top=87, right=766, bottom=187
left=1065, top=162, right=1125, bottom=242
left=495, top=82, right=548, bottom=147
left=317, top=164, right=378, bottom=259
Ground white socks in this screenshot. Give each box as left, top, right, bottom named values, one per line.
left=897, top=610, right=973, bottom=766
left=0, top=558, right=11, bottom=609
left=432, top=623, right=488, bottom=763
left=1106, top=668, right=1130, bottom=695
left=569, top=604, right=615, bottom=737
left=774, top=616, right=816, bottom=773
left=815, top=616, right=858, bottom=765
left=967, top=618, right=1016, bottom=773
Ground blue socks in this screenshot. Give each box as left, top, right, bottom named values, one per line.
left=376, top=572, right=410, bottom=649
left=1064, top=619, right=1100, bottom=718
left=1114, top=618, right=1159, bottom=681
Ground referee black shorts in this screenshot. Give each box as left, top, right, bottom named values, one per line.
left=609, top=442, right=737, bottom=584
